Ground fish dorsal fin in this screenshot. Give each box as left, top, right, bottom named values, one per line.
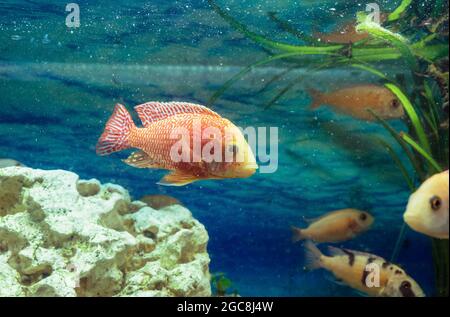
left=328, top=246, right=383, bottom=261
left=327, top=246, right=347, bottom=257
left=134, top=102, right=221, bottom=127
left=123, top=151, right=162, bottom=169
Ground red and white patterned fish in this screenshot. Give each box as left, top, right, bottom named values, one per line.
left=96, top=102, right=258, bottom=186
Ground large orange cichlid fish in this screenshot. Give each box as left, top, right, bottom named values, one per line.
left=96, top=102, right=258, bottom=186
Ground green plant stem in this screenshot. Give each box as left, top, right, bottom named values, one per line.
left=207, top=0, right=446, bottom=63
left=377, top=139, right=415, bottom=191
left=208, top=52, right=313, bottom=106
left=369, top=110, right=426, bottom=180
left=432, top=239, right=449, bottom=296
left=400, top=132, right=443, bottom=172
left=267, top=12, right=318, bottom=45
left=385, top=83, right=432, bottom=155
left=356, top=20, right=418, bottom=70
left=388, top=0, right=413, bottom=22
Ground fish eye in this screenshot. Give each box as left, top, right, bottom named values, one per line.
left=430, top=196, right=442, bottom=211
left=399, top=280, right=416, bottom=297
left=228, top=144, right=239, bottom=154
left=400, top=281, right=411, bottom=290
left=359, top=213, right=368, bottom=221
left=392, top=99, right=400, bottom=109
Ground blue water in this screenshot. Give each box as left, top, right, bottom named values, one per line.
left=0, top=0, right=437, bottom=296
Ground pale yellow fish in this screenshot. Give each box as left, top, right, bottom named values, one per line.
left=404, top=170, right=449, bottom=239
left=304, top=242, right=425, bottom=297
left=292, top=209, right=374, bottom=243
left=0, top=159, right=26, bottom=168
left=307, top=85, right=405, bottom=121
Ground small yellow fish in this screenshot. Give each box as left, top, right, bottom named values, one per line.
left=404, top=170, right=449, bottom=239
left=140, top=195, right=182, bottom=210
left=307, top=85, right=405, bottom=121
left=304, top=242, right=425, bottom=297
left=0, top=159, right=26, bottom=168
left=292, top=209, right=374, bottom=243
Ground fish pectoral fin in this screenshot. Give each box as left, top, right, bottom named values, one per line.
left=123, top=151, right=160, bottom=169
left=157, top=171, right=200, bottom=187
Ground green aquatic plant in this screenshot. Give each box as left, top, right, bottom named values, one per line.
left=210, top=272, right=238, bottom=297
left=208, top=0, right=449, bottom=296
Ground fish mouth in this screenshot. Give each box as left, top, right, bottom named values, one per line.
left=234, top=162, right=258, bottom=178
left=403, top=213, right=424, bottom=232
left=245, top=162, right=259, bottom=170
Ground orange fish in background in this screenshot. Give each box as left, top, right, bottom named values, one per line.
left=96, top=102, right=258, bottom=186
left=307, top=84, right=405, bottom=121
left=291, top=208, right=374, bottom=243
left=314, top=14, right=388, bottom=44
left=140, top=194, right=182, bottom=210
left=314, top=21, right=369, bottom=44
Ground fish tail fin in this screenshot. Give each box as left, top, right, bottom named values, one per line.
left=307, top=88, right=324, bottom=110
left=291, top=226, right=305, bottom=243
left=304, top=241, right=323, bottom=271
left=96, top=104, right=136, bottom=156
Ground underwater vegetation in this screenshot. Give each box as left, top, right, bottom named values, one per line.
left=207, top=0, right=449, bottom=296
left=211, top=272, right=238, bottom=297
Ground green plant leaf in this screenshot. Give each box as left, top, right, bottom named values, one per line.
left=377, top=138, right=415, bottom=191
left=218, top=277, right=232, bottom=290
left=207, top=0, right=342, bottom=54
left=391, top=223, right=409, bottom=263
left=388, top=0, right=412, bottom=22
left=412, top=43, right=449, bottom=63
left=267, top=12, right=318, bottom=45
left=400, top=132, right=443, bottom=172
left=350, top=63, right=389, bottom=81
left=207, top=52, right=312, bottom=106
left=257, top=65, right=299, bottom=94
left=423, top=81, right=440, bottom=134
left=264, top=58, right=350, bottom=109
left=368, top=109, right=426, bottom=179
left=385, top=83, right=431, bottom=154
left=356, top=20, right=418, bottom=70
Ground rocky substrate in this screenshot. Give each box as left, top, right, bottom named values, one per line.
left=0, top=167, right=211, bottom=297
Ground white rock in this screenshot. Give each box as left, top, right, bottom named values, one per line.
left=0, top=167, right=211, bottom=297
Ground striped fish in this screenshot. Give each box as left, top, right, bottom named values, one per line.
left=96, top=102, right=258, bottom=186
left=304, top=241, right=425, bottom=297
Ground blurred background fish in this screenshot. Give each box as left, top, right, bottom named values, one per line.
left=292, top=208, right=374, bottom=243
left=140, top=194, right=182, bottom=210
left=307, top=84, right=404, bottom=121
left=0, top=158, right=26, bottom=168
